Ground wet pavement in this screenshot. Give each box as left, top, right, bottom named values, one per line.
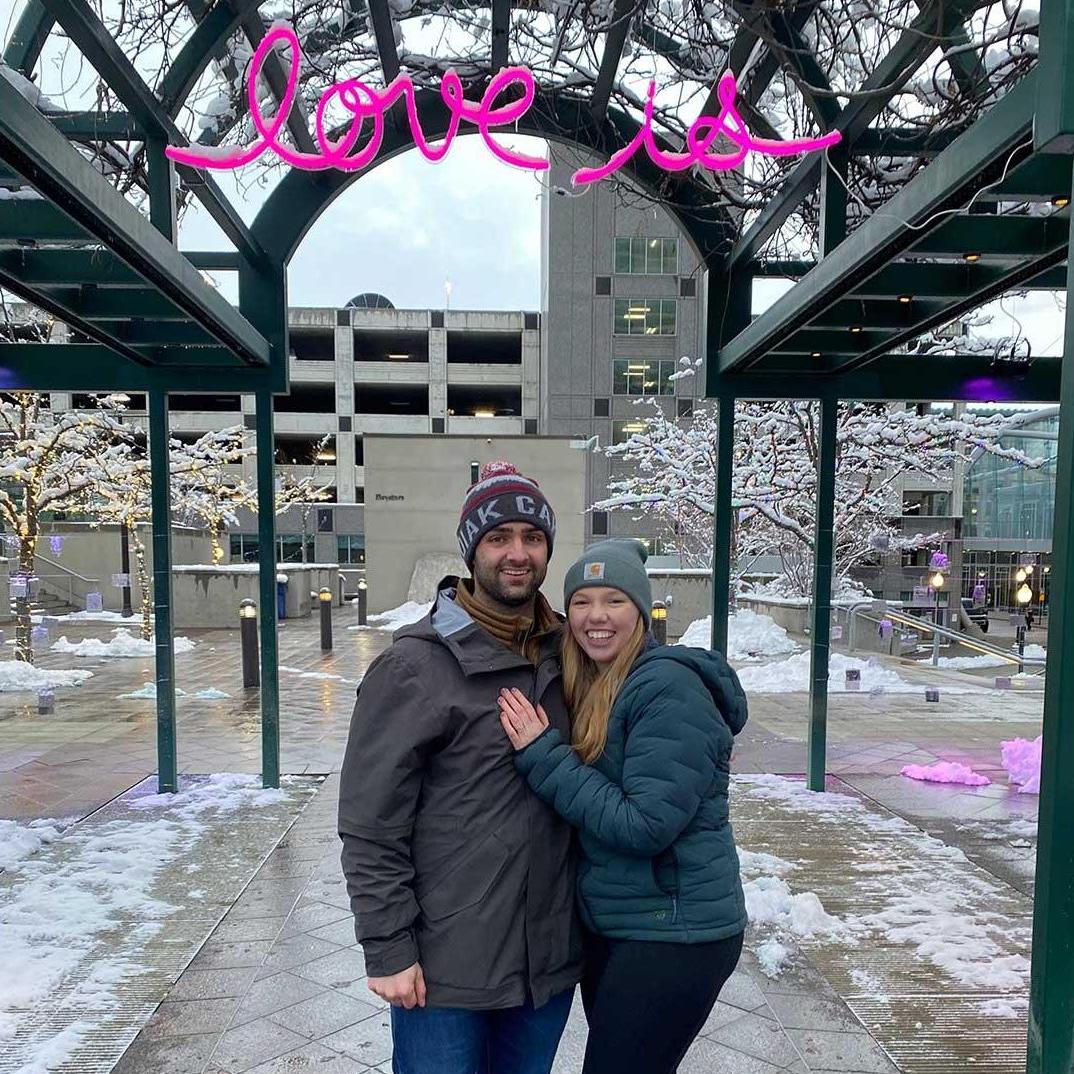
left=0, top=611, right=1043, bottom=1073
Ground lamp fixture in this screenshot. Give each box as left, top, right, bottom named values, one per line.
left=811, top=351, right=821, bottom=358
left=1016, top=583, right=1033, bottom=605
left=898, top=294, right=912, bottom=304
left=387, top=353, right=410, bottom=360
left=1052, top=195, right=1070, bottom=208
left=963, top=252, right=981, bottom=263
left=850, top=325, right=863, bottom=334
left=929, top=571, right=945, bottom=589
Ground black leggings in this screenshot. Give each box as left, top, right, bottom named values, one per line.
left=580, top=929, right=744, bottom=1074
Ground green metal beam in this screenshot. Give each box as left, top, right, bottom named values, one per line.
left=944, top=26, right=991, bottom=101
left=719, top=71, right=1036, bottom=371
left=29, top=287, right=190, bottom=321
left=1026, top=190, right=1074, bottom=1074
left=982, top=153, right=1074, bottom=202
left=1034, top=0, right=1074, bottom=152
left=706, top=354, right=1061, bottom=403
left=38, top=0, right=266, bottom=267
left=255, top=388, right=280, bottom=789
left=807, top=398, right=837, bottom=792
left=0, top=248, right=143, bottom=287
left=0, top=344, right=283, bottom=390
left=810, top=298, right=950, bottom=329
left=491, top=0, right=510, bottom=72
left=820, top=144, right=847, bottom=256
left=851, top=261, right=1068, bottom=298
left=89, top=321, right=218, bottom=346
left=0, top=200, right=90, bottom=241
left=731, top=0, right=980, bottom=265
left=590, top=0, right=634, bottom=124
left=0, top=74, right=271, bottom=366
left=366, top=0, right=401, bottom=82
left=50, top=111, right=142, bottom=140
left=2, top=0, right=52, bottom=72
left=853, top=126, right=965, bottom=156
left=906, top=214, right=1069, bottom=259
left=710, top=397, right=735, bottom=654
left=186, top=251, right=242, bottom=271
left=149, top=390, right=178, bottom=793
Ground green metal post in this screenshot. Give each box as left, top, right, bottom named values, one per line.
left=255, top=389, right=280, bottom=789
left=807, top=398, right=838, bottom=792
left=1026, top=182, right=1074, bottom=1074
left=820, top=145, right=848, bottom=257
left=711, top=396, right=735, bottom=653
left=145, top=135, right=177, bottom=241
left=148, top=391, right=177, bottom=793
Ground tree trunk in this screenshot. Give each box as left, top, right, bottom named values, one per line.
left=132, top=530, right=153, bottom=641
left=14, top=507, right=38, bottom=664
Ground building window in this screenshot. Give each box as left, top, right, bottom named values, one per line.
left=337, top=534, right=366, bottom=565
left=231, top=534, right=315, bottom=563
left=592, top=511, right=608, bottom=536
left=613, top=298, right=676, bottom=336
left=613, top=237, right=678, bottom=274
left=470, top=461, right=481, bottom=484
left=612, top=420, right=648, bottom=444
left=633, top=536, right=669, bottom=556
left=612, top=360, right=675, bottom=395
left=317, top=507, right=334, bottom=533
left=593, top=397, right=610, bottom=417
left=677, top=398, right=694, bottom=418
left=679, top=277, right=697, bottom=297
left=594, top=276, right=612, bottom=296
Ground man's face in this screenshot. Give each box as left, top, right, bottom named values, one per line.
left=472, top=523, right=549, bottom=608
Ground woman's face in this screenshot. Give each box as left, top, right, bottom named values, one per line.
left=568, top=587, right=641, bottom=667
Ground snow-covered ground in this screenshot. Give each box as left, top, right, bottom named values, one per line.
left=0, top=775, right=311, bottom=1064
left=734, top=775, right=1032, bottom=996
left=0, top=662, right=93, bottom=693
left=118, top=683, right=231, bottom=700
left=52, top=629, right=195, bottom=659
left=350, top=601, right=431, bottom=632
left=736, top=650, right=931, bottom=694
left=679, top=609, right=799, bottom=662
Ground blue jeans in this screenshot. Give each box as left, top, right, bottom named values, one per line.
left=390, top=988, right=574, bottom=1074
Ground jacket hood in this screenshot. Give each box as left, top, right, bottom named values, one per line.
left=393, top=579, right=562, bottom=676
left=634, top=645, right=748, bottom=735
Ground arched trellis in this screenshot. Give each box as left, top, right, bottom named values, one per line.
left=2, top=2, right=1073, bottom=1070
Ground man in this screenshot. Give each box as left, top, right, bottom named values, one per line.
left=339, top=461, right=581, bottom=1074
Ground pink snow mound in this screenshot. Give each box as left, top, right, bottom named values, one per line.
left=900, top=762, right=991, bottom=786
left=1001, top=736, right=1042, bottom=795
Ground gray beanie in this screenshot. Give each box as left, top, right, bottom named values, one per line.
left=564, top=539, right=652, bottom=628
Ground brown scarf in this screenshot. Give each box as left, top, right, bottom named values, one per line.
left=456, top=579, right=561, bottom=665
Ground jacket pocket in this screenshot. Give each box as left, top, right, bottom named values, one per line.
left=651, top=846, right=680, bottom=895
left=418, top=830, right=512, bottom=922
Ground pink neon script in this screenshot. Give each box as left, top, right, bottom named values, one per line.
left=165, top=26, right=841, bottom=181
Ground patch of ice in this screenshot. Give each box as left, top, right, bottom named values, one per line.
left=279, top=665, right=357, bottom=684
left=350, top=601, right=431, bottom=632
left=52, top=628, right=195, bottom=659
left=119, top=683, right=186, bottom=700
left=678, top=610, right=799, bottom=662
left=189, top=688, right=231, bottom=700
left=0, top=661, right=93, bottom=692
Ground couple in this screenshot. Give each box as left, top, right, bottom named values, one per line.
left=338, top=462, right=748, bottom=1074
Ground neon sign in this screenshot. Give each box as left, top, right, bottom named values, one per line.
left=166, top=26, right=841, bottom=183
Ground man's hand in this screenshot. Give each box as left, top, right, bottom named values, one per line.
left=368, top=963, right=427, bottom=1009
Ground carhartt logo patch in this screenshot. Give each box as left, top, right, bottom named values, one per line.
left=584, top=562, right=605, bottom=580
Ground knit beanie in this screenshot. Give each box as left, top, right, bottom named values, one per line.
left=457, top=461, right=556, bottom=567
left=564, top=538, right=652, bottom=628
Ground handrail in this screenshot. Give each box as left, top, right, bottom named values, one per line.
left=31, top=551, right=100, bottom=610
left=851, top=604, right=1046, bottom=672
left=33, top=551, right=99, bottom=586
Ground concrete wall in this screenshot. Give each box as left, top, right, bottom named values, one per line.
left=648, top=570, right=712, bottom=641
left=0, top=558, right=11, bottom=624
left=364, top=435, right=588, bottom=613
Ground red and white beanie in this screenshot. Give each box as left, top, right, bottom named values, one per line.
left=457, top=461, right=556, bottom=567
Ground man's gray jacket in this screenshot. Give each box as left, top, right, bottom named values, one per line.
left=338, top=585, right=583, bottom=1010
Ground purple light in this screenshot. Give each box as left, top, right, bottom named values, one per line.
left=961, top=376, right=1017, bottom=402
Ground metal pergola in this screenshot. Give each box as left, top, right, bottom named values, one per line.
left=0, top=0, right=1070, bottom=1069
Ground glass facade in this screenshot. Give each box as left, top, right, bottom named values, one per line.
left=337, top=534, right=366, bottom=565
left=613, top=298, right=677, bottom=336
left=612, top=419, right=649, bottom=444
left=229, top=534, right=315, bottom=563
left=612, top=359, right=676, bottom=395
left=614, top=237, right=678, bottom=274
left=962, top=412, right=1058, bottom=541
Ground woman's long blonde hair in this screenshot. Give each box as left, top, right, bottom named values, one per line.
left=562, top=612, right=647, bottom=763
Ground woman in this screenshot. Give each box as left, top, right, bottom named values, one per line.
left=498, top=538, right=748, bottom=1074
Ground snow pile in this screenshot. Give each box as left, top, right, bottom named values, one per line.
left=191, top=688, right=231, bottom=700
left=52, top=610, right=139, bottom=623
left=119, top=683, right=184, bottom=700
left=352, top=601, right=431, bottom=632
left=1001, top=736, right=1042, bottom=794
left=678, top=610, right=799, bottom=662
left=736, top=651, right=916, bottom=694
left=900, top=762, right=991, bottom=786
left=0, top=661, right=93, bottom=692
left=280, top=665, right=358, bottom=684
left=128, top=773, right=287, bottom=819
left=0, top=818, right=68, bottom=871
left=52, top=629, right=195, bottom=658
left=1020, top=643, right=1047, bottom=659
left=978, top=997, right=1030, bottom=1019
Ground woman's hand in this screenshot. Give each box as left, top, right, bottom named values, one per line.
left=498, top=687, right=550, bottom=750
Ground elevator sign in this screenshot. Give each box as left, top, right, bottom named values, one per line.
left=166, top=25, right=841, bottom=184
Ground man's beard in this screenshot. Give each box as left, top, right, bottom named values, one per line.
left=472, top=560, right=546, bottom=608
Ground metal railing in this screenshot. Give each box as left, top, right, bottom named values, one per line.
left=848, top=601, right=1046, bottom=674
left=32, top=552, right=100, bottom=609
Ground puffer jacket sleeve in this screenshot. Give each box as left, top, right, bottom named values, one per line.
left=338, top=646, right=442, bottom=977
left=514, top=663, right=718, bottom=857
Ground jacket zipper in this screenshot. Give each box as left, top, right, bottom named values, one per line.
left=671, top=896, right=678, bottom=924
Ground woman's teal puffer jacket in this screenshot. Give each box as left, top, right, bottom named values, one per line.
left=514, top=644, right=748, bottom=942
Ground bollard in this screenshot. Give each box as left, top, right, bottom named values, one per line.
left=239, top=599, right=259, bottom=688
left=356, top=579, right=368, bottom=627
left=30, top=625, right=49, bottom=652
left=845, top=668, right=861, bottom=691
left=651, top=601, right=667, bottom=645
left=319, top=587, right=333, bottom=651
left=37, top=688, right=54, bottom=715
